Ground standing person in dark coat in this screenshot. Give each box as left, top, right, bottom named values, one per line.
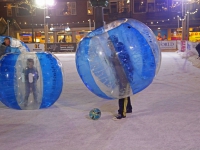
left=195, top=43, right=200, bottom=59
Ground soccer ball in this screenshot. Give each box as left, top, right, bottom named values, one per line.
left=89, top=108, right=101, bottom=120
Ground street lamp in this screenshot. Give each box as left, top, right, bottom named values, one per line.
left=35, top=0, right=55, bottom=46
left=181, top=0, right=192, bottom=40
left=35, top=0, right=55, bottom=7
left=88, top=19, right=91, bottom=31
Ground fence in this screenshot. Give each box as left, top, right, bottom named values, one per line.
left=158, top=41, right=177, bottom=50
left=46, top=43, right=77, bottom=52
left=26, top=43, right=45, bottom=52
left=26, top=43, right=77, bottom=52
left=177, top=40, right=199, bottom=55
left=26, top=41, right=199, bottom=53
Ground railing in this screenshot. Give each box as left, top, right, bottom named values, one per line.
left=46, top=43, right=77, bottom=52
left=26, top=43, right=45, bottom=52
left=26, top=43, right=77, bottom=52
left=146, top=11, right=179, bottom=20
left=177, top=40, right=199, bottom=54
left=108, top=12, right=132, bottom=21
left=158, top=41, right=177, bottom=50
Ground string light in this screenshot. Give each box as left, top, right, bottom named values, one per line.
left=14, top=20, right=93, bottom=27
left=147, top=18, right=176, bottom=25
left=190, top=9, right=198, bottom=14
left=180, top=8, right=199, bottom=19
left=162, top=0, right=200, bottom=10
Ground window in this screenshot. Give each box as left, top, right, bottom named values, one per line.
left=110, top=2, right=118, bottom=13
left=87, top=1, right=93, bottom=15
left=118, top=0, right=130, bottom=13
left=148, top=3, right=154, bottom=12
left=6, top=3, right=12, bottom=16
left=56, top=2, right=76, bottom=16
left=155, top=0, right=168, bottom=12
left=48, top=9, right=54, bottom=16
left=134, top=1, right=147, bottom=13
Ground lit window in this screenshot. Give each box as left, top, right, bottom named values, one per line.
left=87, top=1, right=93, bottom=15
left=58, top=2, right=76, bottom=16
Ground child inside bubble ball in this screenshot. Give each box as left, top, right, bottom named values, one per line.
left=23, top=58, right=39, bottom=107
left=0, top=37, right=11, bottom=58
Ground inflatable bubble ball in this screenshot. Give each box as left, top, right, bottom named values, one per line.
left=0, top=52, right=63, bottom=110
left=89, top=108, right=101, bottom=120
left=76, top=18, right=161, bottom=99
left=0, top=36, right=30, bottom=53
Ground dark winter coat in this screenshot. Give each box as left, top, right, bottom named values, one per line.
left=196, top=43, right=200, bottom=51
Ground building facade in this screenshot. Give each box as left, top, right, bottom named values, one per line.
left=0, top=0, right=200, bottom=43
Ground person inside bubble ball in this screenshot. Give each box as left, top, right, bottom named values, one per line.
left=107, top=35, right=132, bottom=120
left=0, top=37, right=11, bottom=58
left=23, top=58, right=39, bottom=107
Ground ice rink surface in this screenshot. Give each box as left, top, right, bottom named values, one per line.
left=0, top=52, right=200, bottom=150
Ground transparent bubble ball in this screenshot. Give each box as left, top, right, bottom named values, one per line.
left=0, top=52, right=63, bottom=110
left=76, top=18, right=161, bottom=99
left=0, top=36, right=30, bottom=53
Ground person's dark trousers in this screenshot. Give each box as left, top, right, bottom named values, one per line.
left=118, top=96, right=132, bottom=117
left=127, top=96, right=132, bottom=112
left=196, top=43, right=200, bottom=57
left=24, top=82, right=37, bottom=105
left=197, top=49, right=200, bottom=57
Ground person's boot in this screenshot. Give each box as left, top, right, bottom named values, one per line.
left=113, top=114, right=126, bottom=120
left=126, top=109, right=132, bottom=113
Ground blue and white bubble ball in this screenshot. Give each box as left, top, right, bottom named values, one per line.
left=76, top=19, right=161, bottom=99
left=0, top=52, right=63, bottom=110
left=0, top=36, right=30, bottom=53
